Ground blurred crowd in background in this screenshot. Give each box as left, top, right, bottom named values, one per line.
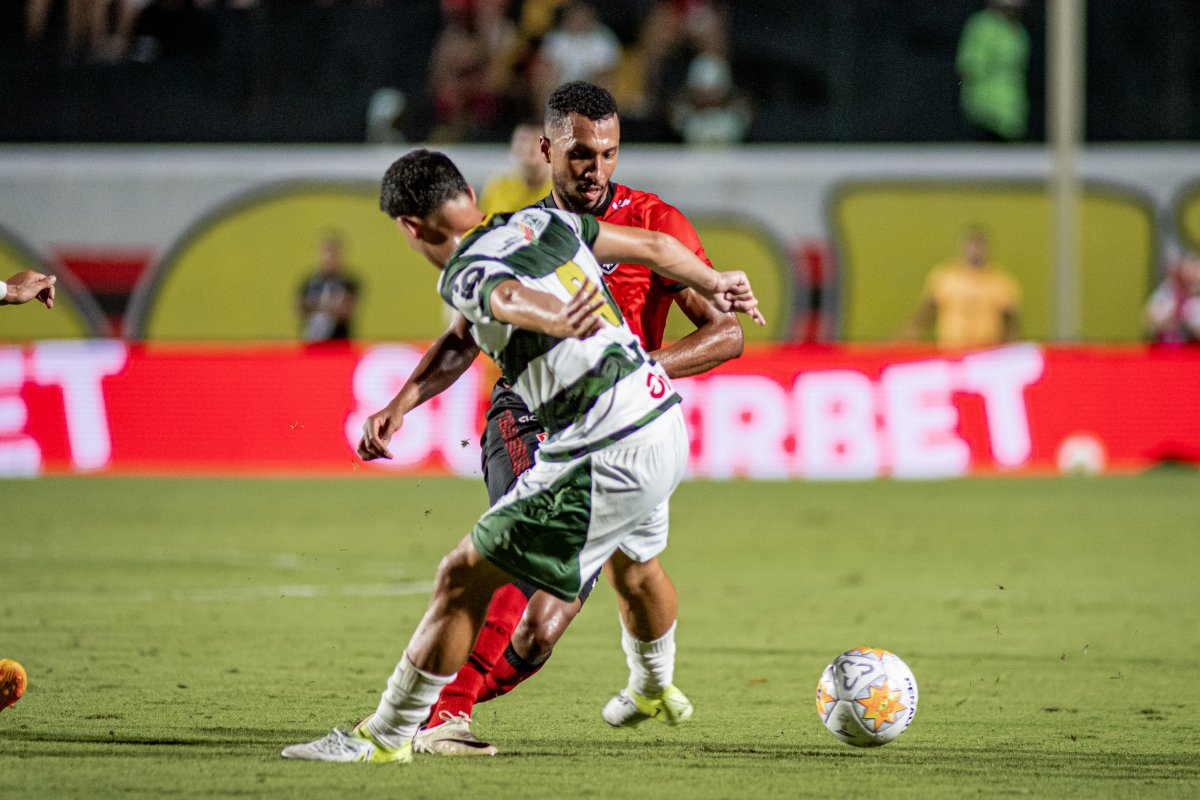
left=4, top=0, right=1200, bottom=144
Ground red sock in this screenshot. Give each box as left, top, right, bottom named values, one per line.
left=426, top=583, right=529, bottom=726
left=477, top=644, right=545, bottom=704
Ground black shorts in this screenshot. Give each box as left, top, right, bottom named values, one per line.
left=481, top=379, right=602, bottom=604
left=480, top=380, right=544, bottom=506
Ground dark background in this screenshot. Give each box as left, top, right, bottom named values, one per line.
left=1, top=0, right=1197, bottom=144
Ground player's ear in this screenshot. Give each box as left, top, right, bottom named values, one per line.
left=467, top=184, right=477, bottom=205
left=397, top=216, right=422, bottom=240
left=539, top=135, right=551, bottom=163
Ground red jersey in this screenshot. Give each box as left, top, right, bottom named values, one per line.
left=543, top=182, right=712, bottom=352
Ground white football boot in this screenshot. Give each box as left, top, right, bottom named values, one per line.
left=413, top=711, right=498, bottom=756
left=281, top=725, right=412, bottom=763
left=601, top=685, right=693, bottom=727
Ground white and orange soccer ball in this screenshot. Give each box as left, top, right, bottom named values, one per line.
left=0, top=659, right=27, bottom=712
left=816, top=648, right=918, bottom=747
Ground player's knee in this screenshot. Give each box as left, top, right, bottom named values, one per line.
left=514, top=598, right=579, bottom=663
left=613, top=559, right=667, bottom=600
left=512, top=620, right=554, bottom=663
left=525, top=620, right=561, bottom=661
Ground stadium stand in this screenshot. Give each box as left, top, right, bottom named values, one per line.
left=4, top=1, right=1199, bottom=144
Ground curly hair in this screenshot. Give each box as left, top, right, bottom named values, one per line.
left=545, top=81, right=618, bottom=136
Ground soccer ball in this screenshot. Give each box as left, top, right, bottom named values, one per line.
left=816, top=648, right=918, bottom=747
left=0, top=659, right=27, bottom=711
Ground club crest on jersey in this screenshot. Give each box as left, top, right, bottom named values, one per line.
left=511, top=210, right=548, bottom=242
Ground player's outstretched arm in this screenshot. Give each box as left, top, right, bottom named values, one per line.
left=591, top=222, right=765, bottom=325
left=488, top=278, right=607, bottom=340
left=652, top=288, right=744, bottom=379
left=1, top=271, right=56, bottom=308
left=357, top=313, right=479, bottom=460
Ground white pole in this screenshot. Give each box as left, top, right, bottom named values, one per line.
left=1048, top=0, right=1085, bottom=341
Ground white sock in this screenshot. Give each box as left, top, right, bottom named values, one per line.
left=364, top=653, right=453, bottom=749
left=621, top=620, right=676, bottom=697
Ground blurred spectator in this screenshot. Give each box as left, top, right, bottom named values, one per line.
left=427, top=0, right=520, bottom=142
left=25, top=0, right=104, bottom=57
left=956, top=0, right=1030, bottom=142
left=903, top=227, right=1020, bottom=348
left=1144, top=251, right=1200, bottom=345
left=365, top=87, right=407, bottom=144
left=638, top=1, right=728, bottom=111
left=297, top=232, right=360, bottom=342
left=87, top=0, right=152, bottom=62
left=532, top=1, right=621, bottom=105
left=478, top=121, right=551, bottom=214
left=669, top=51, right=750, bottom=146
left=515, top=0, right=565, bottom=40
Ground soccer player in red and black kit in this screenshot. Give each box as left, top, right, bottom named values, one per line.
left=356, top=81, right=743, bottom=755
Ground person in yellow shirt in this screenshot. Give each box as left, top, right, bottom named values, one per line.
left=903, top=227, right=1019, bottom=348
left=478, top=122, right=551, bottom=215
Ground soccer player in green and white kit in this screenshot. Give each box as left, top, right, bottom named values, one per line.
left=282, top=149, right=763, bottom=764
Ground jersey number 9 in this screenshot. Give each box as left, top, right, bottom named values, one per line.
left=555, top=261, right=621, bottom=327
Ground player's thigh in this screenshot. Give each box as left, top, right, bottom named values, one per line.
left=432, top=534, right=513, bottom=610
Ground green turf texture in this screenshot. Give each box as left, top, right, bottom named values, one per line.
left=2, top=473, right=1198, bottom=799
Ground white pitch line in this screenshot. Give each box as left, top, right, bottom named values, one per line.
left=1, top=546, right=420, bottom=579
left=178, top=582, right=437, bottom=602
left=3, top=582, right=436, bottom=604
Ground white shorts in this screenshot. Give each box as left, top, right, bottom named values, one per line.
left=471, top=405, right=688, bottom=600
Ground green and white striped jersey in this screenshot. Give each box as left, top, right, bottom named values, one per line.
left=439, top=207, right=681, bottom=462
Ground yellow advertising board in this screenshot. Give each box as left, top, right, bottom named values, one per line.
left=831, top=182, right=1156, bottom=342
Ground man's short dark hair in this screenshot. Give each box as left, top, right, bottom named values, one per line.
left=379, top=149, right=471, bottom=219
left=545, top=81, right=618, bottom=134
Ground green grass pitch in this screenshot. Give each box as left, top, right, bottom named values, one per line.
left=2, top=473, right=1199, bottom=799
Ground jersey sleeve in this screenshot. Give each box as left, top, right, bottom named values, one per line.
left=644, top=201, right=711, bottom=293
left=647, top=203, right=711, bottom=266
left=923, top=265, right=948, bottom=300
left=439, top=259, right=517, bottom=325
left=577, top=213, right=600, bottom=245
left=1002, top=272, right=1020, bottom=307
left=546, top=208, right=600, bottom=245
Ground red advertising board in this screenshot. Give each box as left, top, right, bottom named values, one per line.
left=3, top=342, right=1198, bottom=478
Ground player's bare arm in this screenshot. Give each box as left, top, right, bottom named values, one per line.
left=1002, top=307, right=1019, bottom=343
left=651, top=288, right=743, bottom=379
left=1, top=271, right=56, bottom=308
left=590, top=221, right=765, bottom=325
left=900, top=295, right=937, bottom=341
left=357, top=313, right=479, bottom=460
left=488, top=277, right=606, bottom=339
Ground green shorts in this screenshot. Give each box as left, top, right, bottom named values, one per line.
left=471, top=406, right=687, bottom=601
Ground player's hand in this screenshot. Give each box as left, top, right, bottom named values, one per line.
left=553, top=279, right=606, bottom=339
left=711, top=270, right=765, bottom=326
left=357, top=408, right=402, bottom=460
left=2, top=271, right=56, bottom=308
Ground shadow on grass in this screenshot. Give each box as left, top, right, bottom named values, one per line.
left=6, top=729, right=1199, bottom=785
left=0, top=728, right=309, bottom=749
